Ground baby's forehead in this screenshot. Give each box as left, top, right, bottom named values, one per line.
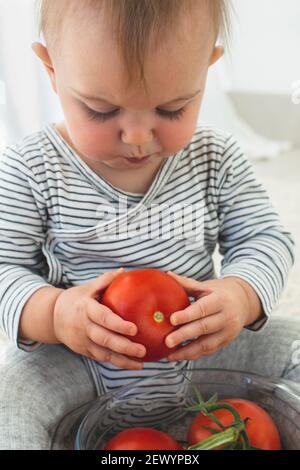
left=47, top=2, right=220, bottom=101
left=41, top=0, right=219, bottom=54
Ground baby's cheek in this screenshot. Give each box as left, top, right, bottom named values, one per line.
left=163, top=120, right=197, bottom=154
left=71, top=122, right=115, bottom=158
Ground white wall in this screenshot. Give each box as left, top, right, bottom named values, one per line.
left=0, top=0, right=298, bottom=147
left=220, top=0, right=300, bottom=95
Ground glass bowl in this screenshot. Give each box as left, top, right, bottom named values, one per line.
left=51, top=368, right=300, bottom=450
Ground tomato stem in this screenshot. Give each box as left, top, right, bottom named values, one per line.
left=187, top=427, right=240, bottom=450
left=153, top=311, right=165, bottom=323
left=183, top=373, right=253, bottom=450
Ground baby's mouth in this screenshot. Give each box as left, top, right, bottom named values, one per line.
left=123, top=155, right=152, bottom=164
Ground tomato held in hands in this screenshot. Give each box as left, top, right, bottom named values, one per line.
left=100, top=269, right=190, bottom=361
left=187, top=398, right=281, bottom=450
left=104, top=427, right=183, bottom=450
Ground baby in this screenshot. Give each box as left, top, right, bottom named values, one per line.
left=0, top=0, right=299, bottom=450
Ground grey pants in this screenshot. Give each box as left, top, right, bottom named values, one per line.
left=0, top=314, right=299, bottom=450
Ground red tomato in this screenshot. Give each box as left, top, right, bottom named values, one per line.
left=104, top=427, right=183, bottom=450
left=100, top=269, right=190, bottom=361
left=187, top=398, right=281, bottom=450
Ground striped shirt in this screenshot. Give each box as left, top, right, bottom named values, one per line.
left=0, top=123, right=294, bottom=396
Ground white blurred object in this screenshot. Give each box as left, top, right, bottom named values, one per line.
left=227, top=0, right=300, bottom=95
left=199, top=67, right=293, bottom=161
left=0, top=123, right=7, bottom=153
left=0, top=0, right=62, bottom=146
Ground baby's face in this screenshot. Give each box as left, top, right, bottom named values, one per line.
left=36, top=6, right=223, bottom=171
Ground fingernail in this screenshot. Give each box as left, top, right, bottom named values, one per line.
left=166, top=337, right=175, bottom=348
left=137, top=347, right=146, bottom=358
left=168, top=354, right=178, bottom=362
left=129, top=325, right=137, bottom=336
left=170, top=314, right=177, bottom=326
left=116, top=267, right=124, bottom=273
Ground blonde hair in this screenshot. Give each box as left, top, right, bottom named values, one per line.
left=36, top=0, right=231, bottom=90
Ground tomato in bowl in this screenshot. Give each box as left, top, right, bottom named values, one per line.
left=104, top=427, right=183, bottom=450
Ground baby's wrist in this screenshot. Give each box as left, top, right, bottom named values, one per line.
left=19, top=286, right=65, bottom=344
left=52, top=288, right=67, bottom=343
left=222, top=276, right=264, bottom=327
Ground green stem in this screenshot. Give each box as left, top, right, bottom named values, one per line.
left=201, top=404, right=251, bottom=449
left=187, top=427, right=240, bottom=450
left=188, top=402, right=244, bottom=430
left=186, top=398, right=251, bottom=448
left=183, top=373, right=252, bottom=450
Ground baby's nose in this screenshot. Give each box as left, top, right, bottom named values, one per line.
left=121, top=127, right=154, bottom=147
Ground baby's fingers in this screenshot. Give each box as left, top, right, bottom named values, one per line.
left=167, top=331, right=226, bottom=362
left=88, top=300, right=138, bottom=337
left=87, top=342, right=144, bottom=370
left=87, top=268, right=125, bottom=298
left=170, top=291, right=221, bottom=326
left=167, top=271, right=211, bottom=297
left=87, top=322, right=146, bottom=359
left=166, top=311, right=224, bottom=349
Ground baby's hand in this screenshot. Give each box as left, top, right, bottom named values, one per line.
left=53, top=268, right=146, bottom=370
left=165, top=272, right=262, bottom=362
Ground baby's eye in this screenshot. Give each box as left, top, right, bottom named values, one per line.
left=85, top=107, right=119, bottom=122
left=85, top=106, right=187, bottom=122
left=156, top=107, right=186, bottom=121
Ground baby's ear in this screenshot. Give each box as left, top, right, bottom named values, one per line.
left=209, top=46, right=224, bottom=66
left=31, top=42, right=57, bottom=93
left=31, top=42, right=52, bottom=67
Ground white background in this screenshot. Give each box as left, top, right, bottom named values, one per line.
left=0, top=0, right=299, bottom=154
left=223, top=0, right=300, bottom=94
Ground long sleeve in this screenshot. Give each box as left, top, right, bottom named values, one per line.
left=217, top=136, right=295, bottom=331
left=0, top=145, right=52, bottom=350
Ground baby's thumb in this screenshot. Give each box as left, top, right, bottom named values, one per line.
left=88, top=268, right=125, bottom=296
left=167, top=270, right=208, bottom=297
